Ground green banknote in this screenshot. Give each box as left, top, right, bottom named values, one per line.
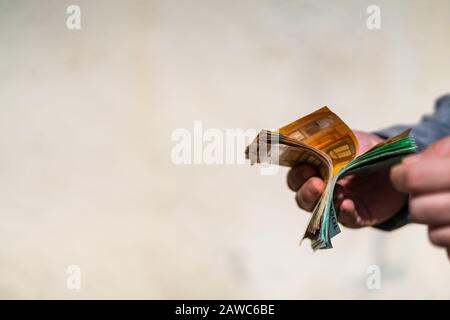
left=312, top=129, right=417, bottom=249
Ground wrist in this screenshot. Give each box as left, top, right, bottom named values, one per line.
left=353, top=130, right=384, bottom=155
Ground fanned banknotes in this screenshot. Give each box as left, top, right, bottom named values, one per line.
left=245, top=107, right=417, bottom=250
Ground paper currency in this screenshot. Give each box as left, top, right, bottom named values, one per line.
left=245, top=107, right=417, bottom=250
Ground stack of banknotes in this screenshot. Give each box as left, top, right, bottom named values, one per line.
left=245, top=107, right=417, bottom=250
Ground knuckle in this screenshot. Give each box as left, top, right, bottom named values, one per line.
left=403, top=166, right=420, bottom=192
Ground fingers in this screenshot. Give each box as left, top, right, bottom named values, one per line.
left=332, top=184, right=346, bottom=210
left=287, top=164, right=318, bottom=191
left=337, top=198, right=360, bottom=228
left=392, top=137, right=450, bottom=194
left=287, top=164, right=324, bottom=212
left=428, top=225, right=450, bottom=247
left=409, top=192, right=450, bottom=225
left=429, top=225, right=450, bottom=262
left=295, top=177, right=324, bottom=211
left=333, top=185, right=358, bottom=228
left=392, top=138, right=450, bottom=261
left=390, top=158, right=450, bottom=194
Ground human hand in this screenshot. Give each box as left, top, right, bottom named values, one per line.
left=287, top=131, right=408, bottom=228
left=391, top=136, right=450, bottom=260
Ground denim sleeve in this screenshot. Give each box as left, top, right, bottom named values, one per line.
left=372, top=94, right=450, bottom=231
left=375, top=94, right=450, bottom=151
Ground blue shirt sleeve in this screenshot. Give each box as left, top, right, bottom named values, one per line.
left=376, top=94, right=450, bottom=151
left=373, top=94, right=450, bottom=231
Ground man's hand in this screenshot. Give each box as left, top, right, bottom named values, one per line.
left=391, top=136, right=450, bottom=260
left=287, top=131, right=408, bottom=228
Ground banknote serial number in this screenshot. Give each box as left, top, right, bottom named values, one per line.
left=175, top=304, right=276, bottom=317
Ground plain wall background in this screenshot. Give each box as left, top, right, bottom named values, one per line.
left=0, top=0, right=449, bottom=298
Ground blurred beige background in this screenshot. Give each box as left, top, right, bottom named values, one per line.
left=0, top=0, right=449, bottom=299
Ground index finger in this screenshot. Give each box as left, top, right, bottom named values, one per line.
left=390, top=158, right=450, bottom=194
left=287, top=164, right=318, bottom=191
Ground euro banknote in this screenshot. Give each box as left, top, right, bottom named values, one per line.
left=245, top=107, right=417, bottom=250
